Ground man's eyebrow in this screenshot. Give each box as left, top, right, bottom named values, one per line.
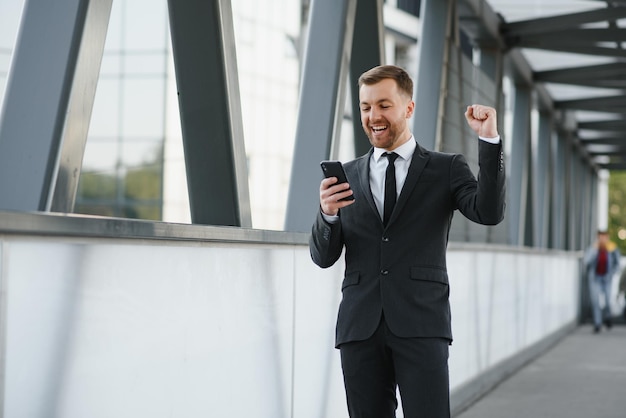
left=360, top=98, right=391, bottom=106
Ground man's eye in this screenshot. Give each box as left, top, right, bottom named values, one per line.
left=361, top=107, right=370, bottom=112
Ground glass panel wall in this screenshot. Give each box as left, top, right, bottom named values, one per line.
left=76, top=0, right=169, bottom=221
left=1, top=0, right=423, bottom=231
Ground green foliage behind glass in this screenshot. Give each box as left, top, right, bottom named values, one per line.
left=608, top=171, right=626, bottom=254
left=75, top=164, right=162, bottom=221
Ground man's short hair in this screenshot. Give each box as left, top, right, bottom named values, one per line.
left=358, top=65, right=413, bottom=99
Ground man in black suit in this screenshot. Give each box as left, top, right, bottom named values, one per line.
left=309, top=65, right=505, bottom=417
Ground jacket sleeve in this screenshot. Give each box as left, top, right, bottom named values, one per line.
left=451, top=140, right=506, bottom=225
left=309, top=209, right=344, bottom=268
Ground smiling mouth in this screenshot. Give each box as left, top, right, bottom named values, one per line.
left=371, top=125, right=388, bottom=134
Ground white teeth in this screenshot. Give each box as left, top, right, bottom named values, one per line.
left=372, top=126, right=387, bottom=132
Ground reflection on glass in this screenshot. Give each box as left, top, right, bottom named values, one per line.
left=78, top=0, right=168, bottom=221
left=77, top=136, right=163, bottom=220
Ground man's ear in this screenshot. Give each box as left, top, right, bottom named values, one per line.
left=406, top=100, right=415, bottom=119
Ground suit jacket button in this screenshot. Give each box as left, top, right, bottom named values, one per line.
left=382, top=237, right=389, bottom=242
left=381, top=270, right=389, bottom=275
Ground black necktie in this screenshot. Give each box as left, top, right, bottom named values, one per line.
left=383, top=152, right=399, bottom=226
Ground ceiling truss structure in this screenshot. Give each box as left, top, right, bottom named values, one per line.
left=502, top=2, right=626, bottom=170
left=462, top=0, right=626, bottom=170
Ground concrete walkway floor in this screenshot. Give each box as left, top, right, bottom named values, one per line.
left=455, top=325, right=626, bottom=418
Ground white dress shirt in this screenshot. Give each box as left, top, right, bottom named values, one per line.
left=370, top=137, right=416, bottom=219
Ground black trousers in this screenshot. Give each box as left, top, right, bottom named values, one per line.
left=339, top=316, right=450, bottom=418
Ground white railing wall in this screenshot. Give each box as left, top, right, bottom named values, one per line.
left=0, top=214, right=580, bottom=418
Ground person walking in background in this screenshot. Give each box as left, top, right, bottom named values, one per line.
left=309, top=65, right=505, bottom=418
left=584, top=230, right=620, bottom=333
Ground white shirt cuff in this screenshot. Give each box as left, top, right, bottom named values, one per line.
left=479, top=135, right=501, bottom=144
left=321, top=211, right=339, bottom=224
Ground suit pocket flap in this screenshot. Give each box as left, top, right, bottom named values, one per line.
left=342, top=272, right=360, bottom=290
left=410, top=266, right=448, bottom=284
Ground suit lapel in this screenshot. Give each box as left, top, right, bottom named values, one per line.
left=355, top=142, right=431, bottom=227
left=356, top=151, right=380, bottom=220
left=387, top=142, right=430, bottom=226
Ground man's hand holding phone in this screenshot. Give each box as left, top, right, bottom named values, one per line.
left=320, top=161, right=355, bottom=216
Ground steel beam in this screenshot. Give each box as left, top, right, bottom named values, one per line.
left=349, top=0, right=384, bottom=158
left=502, top=8, right=626, bottom=36
left=51, top=0, right=113, bottom=212
left=458, top=0, right=506, bottom=50
left=167, top=0, right=251, bottom=227
left=285, top=0, right=357, bottom=232
left=579, top=163, right=596, bottom=250
left=555, top=133, right=569, bottom=250
left=568, top=154, right=580, bottom=250
left=519, top=44, right=626, bottom=59
left=532, top=111, right=552, bottom=248
left=0, top=0, right=109, bottom=212
left=556, top=95, right=626, bottom=113
left=535, top=64, right=626, bottom=89
left=508, top=84, right=531, bottom=246
left=551, top=131, right=567, bottom=250
left=586, top=147, right=626, bottom=155
left=534, top=78, right=626, bottom=89
left=511, top=28, right=626, bottom=47
left=413, top=0, right=450, bottom=151
left=535, top=63, right=626, bottom=84
left=580, top=136, right=626, bottom=150
left=568, top=151, right=585, bottom=250
left=599, top=162, right=626, bottom=170
left=579, top=119, right=626, bottom=131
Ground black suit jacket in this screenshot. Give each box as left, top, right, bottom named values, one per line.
left=310, top=139, right=505, bottom=347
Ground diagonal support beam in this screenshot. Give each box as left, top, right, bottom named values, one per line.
left=167, top=0, right=251, bottom=227
left=285, top=0, right=357, bottom=232
left=51, top=0, right=113, bottom=212
left=413, top=0, right=452, bottom=151
left=0, top=0, right=111, bottom=213
left=349, top=0, right=384, bottom=158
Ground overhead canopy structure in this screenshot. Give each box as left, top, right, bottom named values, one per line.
left=0, top=0, right=622, bottom=246
left=462, top=0, right=626, bottom=170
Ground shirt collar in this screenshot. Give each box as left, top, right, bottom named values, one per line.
left=373, top=136, right=416, bottom=162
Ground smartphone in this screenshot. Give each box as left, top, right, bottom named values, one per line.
left=320, top=160, right=355, bottom=201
